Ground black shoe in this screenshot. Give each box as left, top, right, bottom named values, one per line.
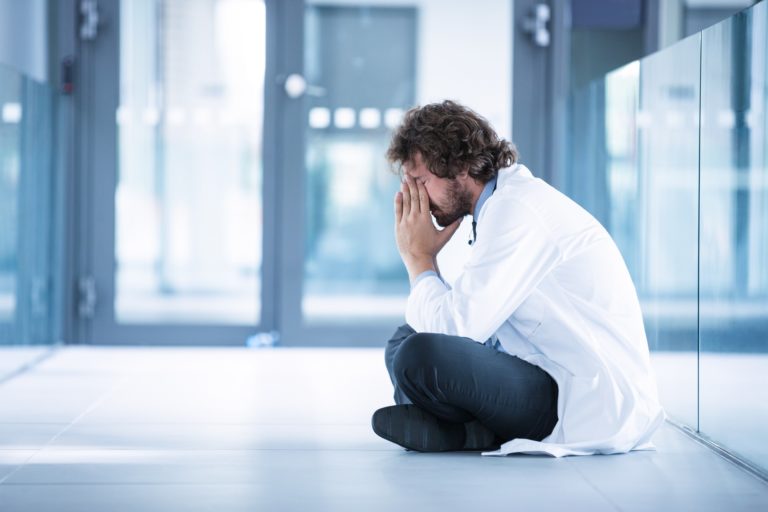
left=371, top=405, right=500, bottom=452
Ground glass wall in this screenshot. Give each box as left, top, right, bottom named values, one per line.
left=116, top=0, right=266, bottom=325
left=0, top=61, right=57, bottom=376
left=699, top=6, right=768, bottom=471
left=570, top=1, right=767, bottom=473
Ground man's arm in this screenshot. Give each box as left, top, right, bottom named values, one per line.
left=406, top=197, right=562, bottom=342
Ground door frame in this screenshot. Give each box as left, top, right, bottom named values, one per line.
left=273, top=0, right=402, bottom=347
left=60, top=0, right=281, bottom=345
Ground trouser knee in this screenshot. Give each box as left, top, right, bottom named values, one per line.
left=385, top=324, right=414, bottom=379
left=392, top=332, right=440, bottom=383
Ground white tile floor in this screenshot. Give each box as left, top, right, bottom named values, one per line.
left=0, top=347, right=766, bottom=512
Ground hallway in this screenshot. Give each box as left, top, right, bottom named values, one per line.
left=0, top=347, right=765, bottom=511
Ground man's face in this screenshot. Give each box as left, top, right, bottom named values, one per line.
left=403, top=153, right=473, bottom=227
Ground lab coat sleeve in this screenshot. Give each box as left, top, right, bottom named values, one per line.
left=406, top=198, right=562, bottom=342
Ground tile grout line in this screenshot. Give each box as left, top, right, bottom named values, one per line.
left=566, top=458, right=624, bottom=512
left=0, top=347, right=63, bottom=485
left=0, top=354, right=128, bottom=486
left=0, top=347, right=60, bottom=387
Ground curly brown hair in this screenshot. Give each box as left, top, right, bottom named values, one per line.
left=386, top=100, right=518, bottom=183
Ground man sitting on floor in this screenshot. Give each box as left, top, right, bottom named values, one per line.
left=372, top=100, right=664, bottom=456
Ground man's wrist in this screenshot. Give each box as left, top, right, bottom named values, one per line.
left=406, top=256, right=436, bottom=285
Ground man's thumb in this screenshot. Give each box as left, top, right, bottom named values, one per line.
left=439, top=217, right=463, bottom=242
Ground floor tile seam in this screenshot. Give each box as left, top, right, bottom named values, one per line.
left=0, top=349, right=65, bottom=486
left=22, top=375, right=131, bottom=466
left=0, top=348, right=60, bottom=387
left=566, top=458, right=624, bottom=512
left=0, top=449, right=42, bottom=485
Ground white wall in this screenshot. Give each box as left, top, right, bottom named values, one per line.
left=0, top=0, right=48, bottom=82
left=416, top=0, right=511, bottom=140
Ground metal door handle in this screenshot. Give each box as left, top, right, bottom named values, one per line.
left=281, top=73, right=326, bottom=99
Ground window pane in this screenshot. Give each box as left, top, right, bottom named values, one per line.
left=117, top=0, right=265, bottom=324
left=301, top=0, right=512, bottom=324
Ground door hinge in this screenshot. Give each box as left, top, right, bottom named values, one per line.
left=79, top=0, right=100, bottom=41
left=522, top=3, right=551, bottom=47
left=30, top=277, right=48, bottom=317
left=78, top=276, right=97, bottom=319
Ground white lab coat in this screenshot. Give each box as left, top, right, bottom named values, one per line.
left=406, top=164, right=666, bottom=457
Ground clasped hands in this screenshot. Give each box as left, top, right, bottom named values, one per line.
left=394, top=176, right=462, bottom=283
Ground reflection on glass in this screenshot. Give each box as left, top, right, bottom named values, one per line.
left=117, top=0, right=265, bottom=324
left=301, top=4, right=416, bottom=323
left=699, top=2, right=768, bottom=471
left=0, top=62, right=55, bottom=348
left=0, top=67, right=20, bottom=326
left=571, top=38, right=701, bottom=428
left=605, top=62, right=640, bottom=272
left=0, top=66, right=21, bottom=324
left=637, top=34, right=701, bottom=429
left=301, top=1, right=512, bottom=324
left=570, top=0, right=768, bottom=474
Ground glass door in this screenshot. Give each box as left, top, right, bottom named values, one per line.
left=79, top=0, right=512, bottom=346
left=277, top=0, right=512, bottom=345
left=82, top=0, right=275, bottom=344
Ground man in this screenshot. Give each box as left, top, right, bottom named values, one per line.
left=372, top=100, right=664, bottom=456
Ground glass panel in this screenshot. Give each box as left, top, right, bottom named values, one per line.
left=637, top=34, right=701, bottom=429
left=0, top=61, right=57, bottom=375
left=700, top=2, right=768, bottom=470
left=569, top=36, right=701, bottom=428
left=117, top=0, right=265, bottom=324
left=301, top=0, right=512, bottom=324
left=604, top=62, right=641, bottom=274
left=0, top=66, right=20, bottom=330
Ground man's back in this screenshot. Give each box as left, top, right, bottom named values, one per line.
left=410, top=163, right=665, bottom=456
left=381, top=100, right=662, bottom=457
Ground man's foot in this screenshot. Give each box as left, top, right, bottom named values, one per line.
left=371, top=404, right=500, bottom=452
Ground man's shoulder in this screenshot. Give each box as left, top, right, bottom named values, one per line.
left=487, top=168, right=609, bottom=245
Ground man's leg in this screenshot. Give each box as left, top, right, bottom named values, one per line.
left=384, top=324, right=416, bottom=405
left=376, top=325, right=558, bottom=450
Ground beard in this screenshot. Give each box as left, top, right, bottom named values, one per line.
left=430, top=179, right=473, bottom=227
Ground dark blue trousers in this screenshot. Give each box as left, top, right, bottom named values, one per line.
left=385, top=324, right=559, bottom=443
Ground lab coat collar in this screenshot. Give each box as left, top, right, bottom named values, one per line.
left=472, top=176, right=498, bottom=222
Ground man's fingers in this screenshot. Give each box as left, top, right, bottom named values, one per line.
left=416, top=180, right=430, bottom=217
left=406, top=176, right=420, bottom=214
left=394, top=191, right=403, bottom=222
left=401, top=181, right=411, bottom=217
